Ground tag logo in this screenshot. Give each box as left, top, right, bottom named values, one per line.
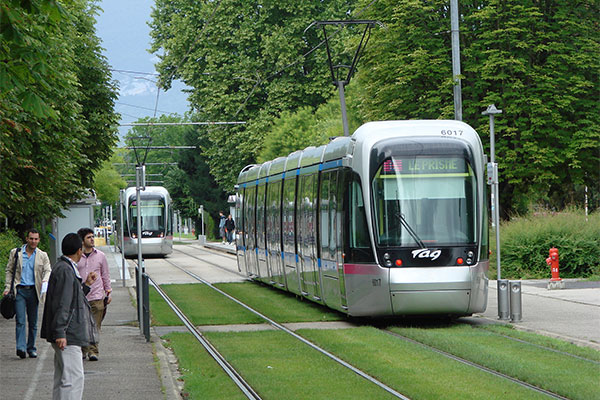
left=411, top=249, right=441, bottom=261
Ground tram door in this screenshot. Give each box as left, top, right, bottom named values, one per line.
left=266, top=178, right=285, bottom=287
left=256, top=183, right=268, bottom=281
left=235, top=189, right=246, bottom=274
left=298, top=172, right=321, bottom=301
left=282, top=176, right=300, bottom=295
left=244, top=185, right=258, bottom=277
left=319, top=169, right=346, bottom=310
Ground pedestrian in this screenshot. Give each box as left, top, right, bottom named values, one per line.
left=3, top=228, right=52, bottom=359
left=77, top=227, right=112, bottom=361
left=224, top=214, right=236, bottom=244
left=41, top=233, right=97, bottom=400
left=218, top=211, right=226, bottom=244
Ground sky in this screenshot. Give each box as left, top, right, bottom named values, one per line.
left=95, top=0, right=190, bottom=141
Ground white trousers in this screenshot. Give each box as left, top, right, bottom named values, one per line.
left=51, top=343, right=84, bottom=400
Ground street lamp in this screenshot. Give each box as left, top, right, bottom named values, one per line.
left=482, top=104, right=508, bottom=320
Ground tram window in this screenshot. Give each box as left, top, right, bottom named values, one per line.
left=329, top=171, right=338, bottom=260
left=372, top=156, right=477, bottom=246
left=320, top=172, right=330, bottom=254
left=343, top=172, right=375, bottom=263
left=350, top=177, right=370, bottom=249
left=282, top=177, right=296, bottom=254
left=130, top=199, right=165, bottom=232
left=257, top=184, right=266, bottom=248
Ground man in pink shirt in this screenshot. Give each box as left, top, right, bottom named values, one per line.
left=76, top=228, right=112, bottom=361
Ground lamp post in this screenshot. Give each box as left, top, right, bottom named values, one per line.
left=135, top=164, right=145, bottom=334
left=482, top=104, right=507, bottom=319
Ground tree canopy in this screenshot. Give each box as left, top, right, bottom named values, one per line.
left=353, top=0, right=599, bottom=214
left=149, top=0, right=358, bottom=190
left=0, top=0, right=120, bottom=229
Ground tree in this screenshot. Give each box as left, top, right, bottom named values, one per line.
left=354, top=0, right=599, bottom=215
left=0, top=0, right=119, bottom=231
left=93, top=155, right=127, bottom=205
left=122, top=114, right=229, bottom=236
left=149, top=0, right=358, bottom=191
left=258, top=84, right=364, bottom=162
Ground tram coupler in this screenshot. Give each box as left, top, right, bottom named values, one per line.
left=546, top=247, right=565, bottom=290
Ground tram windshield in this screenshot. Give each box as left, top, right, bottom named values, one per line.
left=372, top=156, right=476, bottom=247
left=129, top=198, right=166, bottom=234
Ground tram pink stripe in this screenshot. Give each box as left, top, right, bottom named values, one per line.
left=343, top=264, right=380, bottom=275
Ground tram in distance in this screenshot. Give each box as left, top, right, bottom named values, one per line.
left=235, top=120, right=489, bottom=317
left=118, top=186, right=174, bottom=258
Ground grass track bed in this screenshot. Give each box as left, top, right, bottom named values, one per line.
left=476, top=324, right=600, bottom=362
left=299, top=327, right=548, bottom=399
left=150, top=282, right=344, bottom=326
left=167, top=330, right=398, bottom=399
left=150, top=284, right=264, bottom=325
left=162, top=333, right=247, bottom=400
left=388, top=324, right=600, bottom=399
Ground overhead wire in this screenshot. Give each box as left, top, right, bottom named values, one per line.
left=232, top=0, right=380, bottom=117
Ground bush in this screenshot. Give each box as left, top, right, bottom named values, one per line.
left=0, top=230, right=23, bottom=291
left=495, top=210, right=600, bottom=279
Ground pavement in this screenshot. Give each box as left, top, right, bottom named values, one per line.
left=0, top=245, right=180, bottom=400
left=1, top=242, right=598, bottom=399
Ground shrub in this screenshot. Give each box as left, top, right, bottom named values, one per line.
left=495, top=210, right=600, bottom=279
left=0, top=230, right=23, bottom=291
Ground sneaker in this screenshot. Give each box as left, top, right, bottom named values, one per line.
left=16, top=350, right=26, bottom=359
left=89, top=354, right=98, bottom=361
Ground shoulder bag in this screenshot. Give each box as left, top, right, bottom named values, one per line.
left=1, top=248, right=19, bottom=319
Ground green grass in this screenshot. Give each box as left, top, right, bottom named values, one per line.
left=215, top=282, right=346, bottom=322
left=299, top=327, right=547, bottom=399
left=150, top=284, right=264, bottom=326
left=477, top=323, right=600, bottom=362
left=203, top=330, right=401, bottom=399
left=162, top=333, right=248, bottom=400
left=150, top=282, right=345, bottom=326
left=387, top=324, right=600, bottom=400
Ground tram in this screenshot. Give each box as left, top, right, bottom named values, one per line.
left=119, top=186, right=174, bottom=258
left=235, top=120, right=489, bottom=317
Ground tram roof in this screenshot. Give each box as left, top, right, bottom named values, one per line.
left=236, top=120, right=482, bottom=185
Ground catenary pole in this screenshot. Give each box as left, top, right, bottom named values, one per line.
left=450, top=0, right=463, bottom=121
left=135, top=165, right=145, bottom=335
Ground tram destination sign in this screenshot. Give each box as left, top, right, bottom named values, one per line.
left=383, top=157, right=467, bottom=175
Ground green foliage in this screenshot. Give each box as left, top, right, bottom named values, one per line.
left=0, top=0, right=119, bottom=228
left=93, top=155, right=127, bottom=204
left=355, top=0, right=600, bottom=215
left=150, top=0, right=358, bottom=191
left=122, top=114, right=229, bottom=238
left=498, top=210, right=600, bottom=279
left=0, top=230, right=22, bottom=290
left=258, top=86, right=364, bottom=162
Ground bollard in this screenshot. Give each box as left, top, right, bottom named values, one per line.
left=497, top=279, right=510, bottom=320
left=142, top=272, right=150, bottom=342
left=509, top=281, right=522, bottom=322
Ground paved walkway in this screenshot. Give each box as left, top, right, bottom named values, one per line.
left=0, top=246, right=179, bottom=400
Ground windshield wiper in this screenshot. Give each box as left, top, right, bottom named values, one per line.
left=395, top=201, right=425, bottom=248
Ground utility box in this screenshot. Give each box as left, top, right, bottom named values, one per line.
left=49, top=191, right=99, bottom=264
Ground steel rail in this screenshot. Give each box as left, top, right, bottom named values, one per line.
left=172, top=247, right=245, bottom=278
left=146, top=274, right=262, bottom=400
left=163, top=258, right=411, bottom=400
left=382, top=329, right=569, bottom=400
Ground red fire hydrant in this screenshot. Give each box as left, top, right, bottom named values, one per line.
left=546, top=248, right=561, bottom=282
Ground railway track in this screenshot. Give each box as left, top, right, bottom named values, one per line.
left=149, top=247, right=577, bottom=399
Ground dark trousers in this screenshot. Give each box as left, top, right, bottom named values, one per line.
left=15, top=286, right=39, bottom=353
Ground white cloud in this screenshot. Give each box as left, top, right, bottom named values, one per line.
left=120, top=78, right=157, bottom=97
